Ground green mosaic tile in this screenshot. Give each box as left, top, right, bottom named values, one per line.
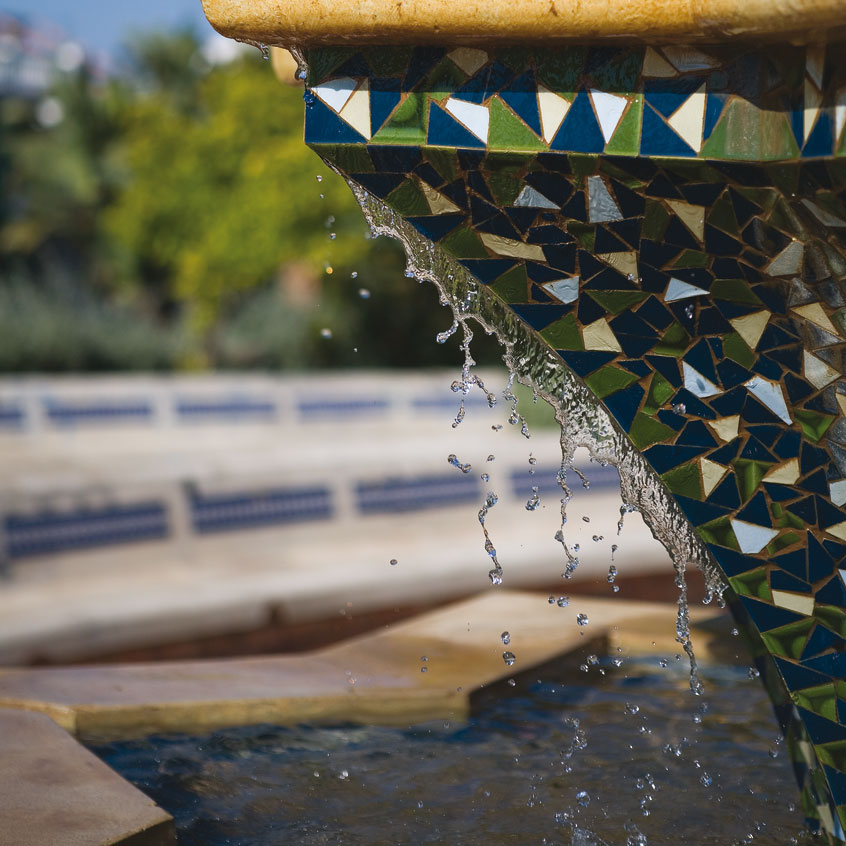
left=540, top=313, right=583, bottom=350
left=760, top=110, right=802, bottom=161
left=815, top=606, right=846, bottom=639
left=423, top=147, right=460, bottom=183
left=426, top=58, right=467, bottom=103
left=642, top=372, right=675, bottom=416
left=587, top=290, right=649, bottom=314
left=706, top=191, right=741, bottom=235
left=439, top=225, right=490, bottom=259
left=722, top=332, right=756, bottom=367
left=662, top=461, right=704, bottom=500
left=371, top=92, right=427, bottom=144
left=699, top=98, right=762, bottom=161
left=793, top=683, right=839, bottom=723
left=794, top=409, right=836, bottom=443
left=486, top=169, right=524, bottom=206
left=628, top=412, right=677, bottom=450
left=768, top=197, right=807, bottom=240
left=569, top=155, right=597, bottom=181
left=568, top=222, right=595, bottom=251
left=312, top=144, right=374, bottom=174
left=489, top=97, right=546, bottom=151
left=368, top=46, right=415, bottom=77
left=732, top=460, right=773, bottom=502
left=729, top=566, right=772, bottom=602
left=598, top=156, right=645, bottom=188
left=696, top=515, right=739, bottom=550
left=766, top=531, right=802, bottom=556
left=650, top=321, right=690, bottom=357
left=816, top=741, right=846, bottom=774
left=496, top=47, right=530, bottom=74
left=737, top=186, right=778, bottom=213
left=673, top=249, right=709, bottom=268
left=306, top=46, right=358, bottom=86
left=534, top=46, right=586, bottom=99
left=641, top=200, right=670, bottom=241
left=584, top=365, right=640, bottom=399
left=710, top=280, right=764, bottom=306
left=761, top=618, right=815, bottom=660
left=490, top=264, right=528, bottom=302
left=604, top=94, right=643, bottom=157
left=385, top=179, right=430, bottom=216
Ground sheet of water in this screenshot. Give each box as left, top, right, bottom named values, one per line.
left=90, top=660, right=808, bottom=846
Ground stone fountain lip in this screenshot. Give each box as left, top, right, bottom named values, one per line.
left=201, top=0, right=846, bottom=48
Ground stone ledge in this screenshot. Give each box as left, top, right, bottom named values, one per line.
left=0, top=591, right=724, bottom=741
left=0, top=708, right=174, bottom=846
left=202, top=0, right=846, bottom=48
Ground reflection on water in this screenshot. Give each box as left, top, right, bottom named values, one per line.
left=91, top=660, right=810, bottom=845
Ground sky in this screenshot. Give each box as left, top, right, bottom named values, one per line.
left=4, top=0, right=218, bottom=56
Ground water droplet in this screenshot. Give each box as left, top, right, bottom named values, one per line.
left=747, top=666, right=760, bottom=679
left=575, top=790, right=590, bottom=807
left=487, top=454, right=495, bottom=461
left=582, top=515, right=590, bottom=523
left=507, top=678, right=516, bottom=687
left=295, top=68, right=307, bottom=81
left=350, top=270, right=358, bottom=278
left=625, top=702, right=640, bottom=715
left=339, top=769, right=349, bottom=779
left=315, top=174, right=323, bottom=182
left=259, top=43, right=269, bottom=60
left=672, top=402, right=686, bottom=415
left=320, top=328, right=332, bottom=339
left=576, top=613, right=589, bottom=626
left=592, top=534, right=604, bottom=542
left=329, top=232, right=337, bottom=240
left=480, top=472, right=489, bottom=482
left=502, top=651, right=516, bottom=666
left=489, top=568, right=503, bottom=586
left=501, top=631, right=511, bottom=645
left=420, top=666, right=427, bottom=673
left=357, top=288, right=370, bottom=299
left=390, top=558, right=398, bottom=566
left=447, top=453, right=472, bottom=474
left=700, top=773, right=712, bottom=787
left=525, top=488, right=540, bottom=511
left=548, top=595, right=556, bottom=604
left=557, top=596, right=569, bottom=608
left=607, top=564, right=618, bottom=583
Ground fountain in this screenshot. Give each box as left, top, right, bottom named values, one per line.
left=196, top=0, right=846, bottom=841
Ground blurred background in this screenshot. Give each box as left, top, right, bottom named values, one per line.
left=0, top=1, right=678, bottom=668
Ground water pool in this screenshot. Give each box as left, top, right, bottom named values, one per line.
left=91, top=659, right=810, bottom=845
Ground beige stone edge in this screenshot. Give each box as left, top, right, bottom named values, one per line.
left=202, top=0, right=846, bottom=47
left=0, top=591, right=725, bottom=741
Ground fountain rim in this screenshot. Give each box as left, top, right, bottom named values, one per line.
left=201, top=0, right=846, bottom=49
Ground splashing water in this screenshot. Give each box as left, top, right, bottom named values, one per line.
left=342, top=171, right=727, bottom=699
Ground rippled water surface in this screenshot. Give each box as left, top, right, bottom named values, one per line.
left=91, top=660, right=810, bottom=846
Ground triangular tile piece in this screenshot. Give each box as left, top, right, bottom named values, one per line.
left=514, top=185, right=559, bottom=209
left=771, top=590, right=815, bottom=616
left=445, top=97, right=490, bottom=143
left=313, top=76, right=357, bottom=112
left=640, top=103, right=697, bottom=157
left=339, top=79, right=371, bottom=139
left=730, top=519, right=779, bottom=554
left=667, top=83, right=707, bottom=153
left=479, top=232, right=546, bottom=261
left=583, top=318, right=623, bottom=352
left=597, top=251, right=638, bottom=279
left=419, top=179, right=461, bottom=215
left=729, top=310, right=770, bottom=350
left=701, top=457, right=727, bottom=497
left=665, top=278, right=708, bottom=302
left=589, top=88, right=628, bottom=143
left=662, top=46, right=718, bottom=72
left=804, top=77, right=822, bottom=142
left=830, top=480, right=846, bottom=507
left=766, top=241, right=804, bottom=277
left=708, top=415, right=740, bottom=442
left=745, top=377, right=792, bottom=424
left=793, top=303, right=840, bottom=336
left=642, top=47, right=676, bottom=78
left=763, top=458, right=800, bottom=485
left=500, top=71, right=543, bottom=137
left=304, top=95, right=369, bottom=144
left=838, top=392, right=846, bottom=417
left=537, top=83, right=571, bottom=144
left=543, top=277, right=580, bottom=304
left=683, top=361, right=721, bottom=398
left=827, top=521, right=846, bottom=542
left=551, top=89, right=606, bottom=153
left=801, top=200, right=846, bottom=228
left=807, top=44, right=826, bottom=90
left=587, top=176, right=622, bottom=223
left=489, top=96, right=546, bottom=151
left=666, top=199, right=705, bottom=242
left=448, top=47, right=488, bottom=77
left=428, top=101, right=486, bottom=148
left=804, top=350, right=840, bottom=390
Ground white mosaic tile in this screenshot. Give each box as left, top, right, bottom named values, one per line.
left=445, top=97, right=490, bottom=143
left=665, top=278, right=708, bottom=302
left=514, top=185, right=559, bottom=209
left=730, top=518, right=779, bottom=554
left=542, top=277, right=580, bottom=304
left=589, top=88, right=628, bottom=144
left=313, top=77, right=357, bottom=112
left=744, top=376, right=792, bottom=424
left=683, top=361, right=721, bottom=398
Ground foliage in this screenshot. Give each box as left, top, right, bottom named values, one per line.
left=0, top=30, right=501, bottom=372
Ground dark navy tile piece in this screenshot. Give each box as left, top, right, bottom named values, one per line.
left=643, top=444, right=711, bottom=475
left=643, top=74, right=709, bottom=119
left=709, top=472, right=741, bottom=509
left=674, top=493, right=735, bottom=525
left=511, top=304, right=571, bottom=331
left=645, top=354, right=682, bottom=388
left=640, top=104, right=697, bottom=158
left=772, top=549, right=809, bottom=583
left=675, top=419, right=718, bottom=448
left=369, top=77, right=404, bottom=135
left=740, top=595, right=805, bottom=632
left=368, top=145, right=422, bottom=172
left=774, top=656, right=832, bottom=693
left=807, top=533, right=836, bottom=583
left=557, top=349, right=619, bottom=377
left=815, top=575, right=846, bottom=608
left=770, top=569, right=811, bottom=594
left=407, top=214, right=465, bottom=242
left=736, top=490, right=773, bottom=526
left=305, top=97, right=369, bottom=144
left=351, top=172, right=407, bottom=197
left=404, top=47, right=448, bottom=90
left=459, top=259, right=518, bottom=284
left=551, top=90, right=605, bottom=154
left=803, top=111, right=834, bottom=159
left=500, top=70, right=543, bottom=136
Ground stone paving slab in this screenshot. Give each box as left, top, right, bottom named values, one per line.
left=0, top=591, right=722, bottom=741
left=0, top=708, right=174, bottom=846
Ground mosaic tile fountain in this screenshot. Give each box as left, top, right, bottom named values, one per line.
left=296, top=42, right=846, bottom=841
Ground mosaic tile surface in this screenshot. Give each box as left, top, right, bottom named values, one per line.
left=305, top=43, right=846, bottom=842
